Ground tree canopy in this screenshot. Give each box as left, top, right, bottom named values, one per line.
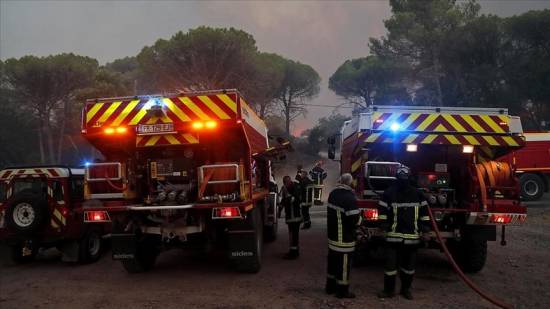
left=330, top=1, right=550, bottom=129
left=274, top=59, right=321, bottom=136
left=0, top=27, right=321, bottom=166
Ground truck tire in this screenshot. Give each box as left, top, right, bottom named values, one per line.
left=78, top=227, right=103, bottom=264
left=448, top=238, right=487, bottom=273
left=121, top=236, right=159, bottom=273
left=231, top=208, right=263, bottom=273
left=5, top=193, right=48, bottom=236
left=462, top=238, right=487, bottom=273
left=520, top=173, right=544, bottom=201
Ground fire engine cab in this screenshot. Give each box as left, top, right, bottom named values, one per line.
left=329, top=105, right=527, bottom=272
left=0, top=166, right=108, bottom=264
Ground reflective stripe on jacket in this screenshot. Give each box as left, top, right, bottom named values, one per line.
left=327, top=184, right=360, bottom=252
left=282, top=181, right=303, bottom=224
left=378, top=183, right=430, bottom=244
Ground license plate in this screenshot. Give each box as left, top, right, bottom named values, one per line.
left=138, top=123, right=174, bottom=135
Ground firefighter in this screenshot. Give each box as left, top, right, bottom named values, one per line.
left=309, top=161, right=328, bottom=205
left=297, top=170, right=313, bottom=229
left=280, top=175, right=303, bottom=259
left=377, top=166, right=431, bottom=300
left=326, top=173, right=361, bottom=299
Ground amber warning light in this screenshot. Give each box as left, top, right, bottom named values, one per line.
left=104, top=127, right=128, bottom=135
left=192, top=121, right=218, bottom=130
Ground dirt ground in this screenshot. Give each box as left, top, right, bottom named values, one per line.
left=1, top=177, right=549, bottom=308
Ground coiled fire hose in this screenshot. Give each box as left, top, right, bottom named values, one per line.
left=427, top=206, right=512, bottom=309
left=475, top=161, right=513, bottom=211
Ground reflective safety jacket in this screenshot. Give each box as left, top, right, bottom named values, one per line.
left=298, top=176, right=313, bottom=207
left=378, top=183, right=430, bottom=245
left=309, top=166, right=327, bottom=185
left=327, top=184, right=361, bottom=252
left=281, top=181, right=303, bottom=224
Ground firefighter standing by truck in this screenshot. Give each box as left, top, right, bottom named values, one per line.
left=325, top=173, right=361, bottom=299
left=297, top=171, right=313, bottom=229
left=280, top=176, right=303, bottom=259
left=309, top=161, right=328, bottom=205
left=377, top=166, right=431, bottom=300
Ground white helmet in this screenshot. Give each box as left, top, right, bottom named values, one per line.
left=396, top=165, right=411, bottom=180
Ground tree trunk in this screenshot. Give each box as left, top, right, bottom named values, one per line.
left=433, top=48, right=443, bottom=106
left=284, top=92, right=293, bottom=137
left=38, top=119, right=45, bottom=165
left=45, top=113, right=55, bottom=164
left=56, top=99, right=69, bottom=163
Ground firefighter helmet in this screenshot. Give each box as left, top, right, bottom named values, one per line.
left=396, top=165, right=411, bottom=180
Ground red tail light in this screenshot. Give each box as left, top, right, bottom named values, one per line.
left=489, top=214, right=512, bottom=224
left=363, top=208, right=379, bottom=221
left=84, top=211, right=111, bottom=222
left=213, top=207, right=241, bottom=219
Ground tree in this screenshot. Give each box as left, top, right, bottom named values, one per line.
left=501, top=10, right=550, bottom=128
left=370, top=0, right=480, bottom=105
left=247, top=52, right=286, bottom=118
left=0, top=62, right=39, bottom=166
left=2, top=54, right=99, bottom=164
left=302, top=114, right=349, bottom=156
left=329, top=56, right=411, bottom=108
left=136, top=27, right=259, bottom=95
left=274, top=59, right=321, bottom=136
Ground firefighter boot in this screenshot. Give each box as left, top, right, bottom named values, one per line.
left=399, top=272, right=414, bottom=300
left=377, top=275, right=396, bottom=299
left=301, top=221, right=311, bottom=230
left=335, top=285, right=356, bottom=299
left=283, top=249, right=299, bottom=260
left=325, top=278, right=336, bottom=294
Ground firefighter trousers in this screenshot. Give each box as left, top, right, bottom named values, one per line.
left=383, top=242, right=417, bottom=293
left=326, top=248, right=353, bottom=292
left=301, top=205, right=311, bottom=224
left=287, top=222, right=300, bottom=254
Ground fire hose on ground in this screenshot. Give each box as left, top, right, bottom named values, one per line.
left=427, top=205, right=513, bottom=309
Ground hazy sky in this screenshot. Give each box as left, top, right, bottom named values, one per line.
left=1, top=0, right=549, bottom=134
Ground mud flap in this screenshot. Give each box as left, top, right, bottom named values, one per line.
left=463, top=225, right=496, bottom=242
left=60, top=240, right=79, bottom=262
left=111, top=233, right=137, bottom=260
left=227, top=231, right=257, bottom=261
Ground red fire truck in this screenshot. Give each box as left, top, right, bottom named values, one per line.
left=499, top=132, right=550, bottom=201
left=81, top=89, right=284, bottom=273
left=0, top=166, right=108, bottom=264
left=328, top=105, right=527, bottom=272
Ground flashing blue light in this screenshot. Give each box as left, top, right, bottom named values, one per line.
left=390, top=122, right=401, bottom=132
left=84, top=161, right=91, bottom=167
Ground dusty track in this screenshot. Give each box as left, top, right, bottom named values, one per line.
left=1, top=195, right=549, bottom=309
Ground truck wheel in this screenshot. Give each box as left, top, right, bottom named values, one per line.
left=5, top=194, right=47, bottom=235
left=121, top=236, right=159, bottom=273
left=461, top=238, right=487, bottom=273
left=231, top=209, right=263, bottom=273
left=520, top=174, right=544, bottom=201
left=449, top=238, right=487, bottom=273
left=78, top=227, right=103, bottom=264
